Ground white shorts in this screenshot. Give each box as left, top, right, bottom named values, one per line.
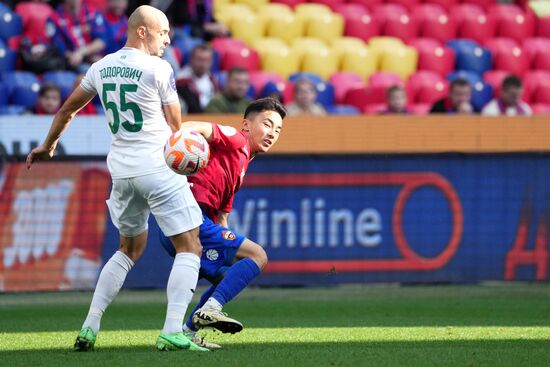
left=106, top=169, right=203, bottom=237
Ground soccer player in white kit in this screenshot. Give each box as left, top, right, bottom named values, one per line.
left=26, top=5, right=208, bottom=352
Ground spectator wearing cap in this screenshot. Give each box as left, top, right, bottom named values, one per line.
left=482, top=75, right=532, bottom=116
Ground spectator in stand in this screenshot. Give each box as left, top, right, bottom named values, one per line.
left=175, top=45, right=219, bottom=113
left=33, top=83, right=62, bottom=115
left=205, top=67, right=251, bottom=114
left=482, top=75, right=532, bottom=116
left=382, top=85, right=410, bottom=114
left=259, top=81, right=283, bottom=103
left=286, top=78, right=326, bottom=116
left=430, top=78, right=474, bottom=114
left=103, top=0, right=128, bottom=54
left=47, top=0, right=107, bottom=73
left=153, top=0, right=230, bottom=41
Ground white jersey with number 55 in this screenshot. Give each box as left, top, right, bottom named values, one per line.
left=80, top=47, right=179, bottom=179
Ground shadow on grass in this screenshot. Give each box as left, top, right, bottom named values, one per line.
left=1, top=340, right=550, bottom=367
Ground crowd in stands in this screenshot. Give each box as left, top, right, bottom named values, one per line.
left=0, top=0, right=547, bottom=116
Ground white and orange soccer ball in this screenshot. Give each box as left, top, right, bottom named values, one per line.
left=164, top=130, right=210, bottom=175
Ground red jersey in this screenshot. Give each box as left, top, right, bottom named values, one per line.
left=188, top=124, right=251, bottom=223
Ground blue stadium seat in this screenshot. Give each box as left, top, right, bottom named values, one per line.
left=0, top=43, right=17, bottom=72
left=447, top=70, right=482, bottom=86
left=0, top=81, right=8, bottom=106
left=471, top=81, right=493, bottom=112
left=172, top=36, right=205, bottom=65
left=0, top=105, right=27, bottom=115
left=42, top=71, right=77, bottom=99
left=315, top=81, right=335, bottom=108
left=326, top=104, right=360, bottom=115
left=0, top=5, right=22, bottom=41
left=446, top=38, right=479, bottom=54
left=455, top=46, right=493, bottom=75
left=2, top=71, right=40, bottom=108
left=289, top=72, right=324, bottom=84
left=211, top=49, right=221, bottom=73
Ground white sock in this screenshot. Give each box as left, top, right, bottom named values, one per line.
left=162, top=252, right=200, bottom=334
left=203, top=297, right=223, bottom=311
left=82, top=251, right=134, bottom=334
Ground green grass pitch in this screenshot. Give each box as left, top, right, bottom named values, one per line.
left=1, top=284, right=550, bottom=366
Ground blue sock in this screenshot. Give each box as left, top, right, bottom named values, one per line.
left=211, top=258, right=261, bottom=306
left=185, top=285, right=216, bottom=331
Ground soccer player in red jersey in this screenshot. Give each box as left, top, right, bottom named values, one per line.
left=160, top=97, right=286, bottom=348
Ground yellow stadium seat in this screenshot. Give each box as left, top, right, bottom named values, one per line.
left=261, top=49, right=300, bottom=79
left=332, top=38, right=378, bottom=80
left=230, top=15, right=266, bottom=46
left=295, top=3, right=332, bottom=21
left=213, top=0, right=232, bottom=12
left=379, top=46, right=418, bottom=80
left=233, top=0, right=269, bottom=12
left=291, top=37, right=328, bottom=60
left=257, top=3, right=293, bottom=22
left=252, top=37, right=289, bottom=58
left=331, top=37, right=367, bottom=57
left=215, top=3, right=255, bottom=28
left=301, top=48, right=339, bottom=80
left=305, top=13, right=344, bottom=44
left=266, top=13, right=305, bottom=44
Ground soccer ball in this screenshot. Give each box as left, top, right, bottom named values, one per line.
left=164, top=130, right=210, bottom=175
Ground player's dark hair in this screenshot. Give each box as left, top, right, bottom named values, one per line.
left=244, top=97, right=287, bottom=120
left=450, top=78, right=470, bottom=90
left=502, top=75, right=522, bottom=90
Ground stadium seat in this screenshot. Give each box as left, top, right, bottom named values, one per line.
left=420, top=0, right=458, bottom=12
left=2, top=71, right=40, bottom=108
left=447, top=70, right=482, bottom=85
left=368, top=36, right=405, bottom=57
left=458, top=17, right=495, bottom=45
left=419, top=13, right=456, bottom=43
left=343, top=87, right=370, bottom=111
left=329, top=72, right=367, bottom=104
left=363, top=103, right=386, bottom=114
left=333, top=3, right=369, bottom=19
left=408, top=103, right=432, bottom=115
left=523, top=37, right=550, bottom=64
left=252, top=38, right=288, bottom=59
left=342, top=12, right=380, bottom=42
left=379, top=46, right=418, bottom=80
left=291, top=37, right=328, bottom=60
left=446, top=39, right=479, bottom=55
left=483, top=70, right=509, bottom=98
left=0, top=81, right=8, bottom=106
left=305, top=13, right=344, bottom=44
left=493, top=46, right=530, bottom=77
left=0, top=6, right=22, bottom=42
left=270, top=0, right=305, bottom=8
left=313, top=81, right=335, bottom=108
left=42, top=71, right=77, bottom=100
left=325, top=104, right=360, bottom=115
left=301, top=49, right=339, bottom=80
left=289, top=72, right=324, bottom=85
left=522, top=71, right=550, bottom=103
left=532, top=82, right=550, bottom=104
left=332, top=38, right=377, bottom=80
left=234, top=0, right=269, bottom=12
left=451, top=3, right=486, bottom=24
left=260, top=48, right=300, bottom=79
left=221, top=47, right=260, bottom=72
left=257, top=3, right=293, bottom=25
left=407, top=70, right=448, bottom=104
left=0, top=104, right=27, bottom=115
left=489, top=4, right=536, bottom=43
left=455, top=46, right=492, bottom=75
left=230, top=15, right=266, bottom=46
left=214, top=3, right=255, bottom=28
left=15, top=2, right=54, bottom=43
left=295, top=3, right=333, bottom=20
left=390, top=0, right=421, bottom=11
left=412, top=3, right=446, bottom=20
left=462, top=0, right=497, bottom=10
left=470, top=81, right=493, bottom=111
left=0, top=44, right=17, bottom=72
left=537, top=16, right=550, bottom=38
left=266, top=13, right=305, bottom=45
left=408, top=37, right=442, bottom=50
left=373, top=3, right=408, bottom=19
left=412, top=43, right=455, bottom=77
left=383, top=13, right=418, bottom=43
left=531, top=103, right=550, bottom=115
left=249, top=71, right=284, bottom=97
left=350, top=0, right=383, bottom=10
left=172, top=37, right=204, bottom=65
left=211, top=38, right=247, bottom=59
left=367, top=72, right=404, bottom=104
left=483, top=37, right=519, bottom=57
left=311, top=0, right=345, bottom=11
left=533, top=49, right=550, bottom=72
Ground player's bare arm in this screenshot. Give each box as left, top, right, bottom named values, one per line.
left=26, top=86, right=96, bottom=169
left=180, top=121, right=214, bottom=142
left=163, top=102, right=182, bottom=132
left=217, top=211, right=230, bottom=227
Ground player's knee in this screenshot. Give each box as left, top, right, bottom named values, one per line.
left=252, top=245, right=268, bottom=271
left=171, top=228, right=202, bottom=256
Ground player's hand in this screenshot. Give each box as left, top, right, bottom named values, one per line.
left=26, top=144, right=54, bottom=170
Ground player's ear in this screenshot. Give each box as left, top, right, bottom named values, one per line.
left=242, top=118, right=250, bottom=132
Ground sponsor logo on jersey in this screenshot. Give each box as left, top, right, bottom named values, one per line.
left=218, top=125, right=237, bottom=137
left=222, top=230, right=236, bottom=241
left=206, top=249, right=219, bottom=261
left=169, top=71, right=176, bottom=91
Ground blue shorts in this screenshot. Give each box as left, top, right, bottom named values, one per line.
left=159, top=212, right=246, bottom=282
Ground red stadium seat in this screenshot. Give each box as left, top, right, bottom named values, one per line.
left=221, top=47, right=260, bottom=72
left=533, top=49, right=550, bottom=72
left=451, top=3, right=485, bottom=24
left=523, top=38, right=550, bottom=67
left=483, top=37, right=519, bottom=57
left=343, top=12, right=381, bottom=42
left=458, top=16, right=496, bottom=45
left=408, top=37, right=442, bottom=50
left=15, top=2, right=54, bottom=43
left=388, top=0, right=420, bottom=12
left=419, top=14, right=456, bottom=43
left=343, top=87, right=370, bottom=111
left=533, top=83, right=550, bottom=104
left=523, top=71, right=550, bottom=103
left=483, top=70, right=509, bottom=98
left=363, top=103, right=386, bottom=114
left=249, top=71, right=284, bottom=97
left=349, top=0, right=383, bottom=11
left=383, top=14, right=418, bottom=42
left=537, top=16, right=550, bottom=38
left=409, top=103, right=432, bottom=115
left=407, top=70, right=448, bottom=104
left=333, top=3, right=369, bottom=20
left=367, top=72, right=404, bottom=104
left=311, top=0, right=345, bottom=11
left=421, top=0, right=458, bottom=12
left=211, top=38, right=247, bottom=58
left=489, top=4, right=536, bottom=43
left=493, top=46, right=530, bottom=77
left=329, top=72, right=367, bottom=104
left=412, top=4, right=446, bottom=21
left=461, top=0, right=497, bottom=10
left=373, top=3, right=408, bottom=20
left=531, top=103, right=550, bottom=115
left=413, top=43, right=455, bottom=77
